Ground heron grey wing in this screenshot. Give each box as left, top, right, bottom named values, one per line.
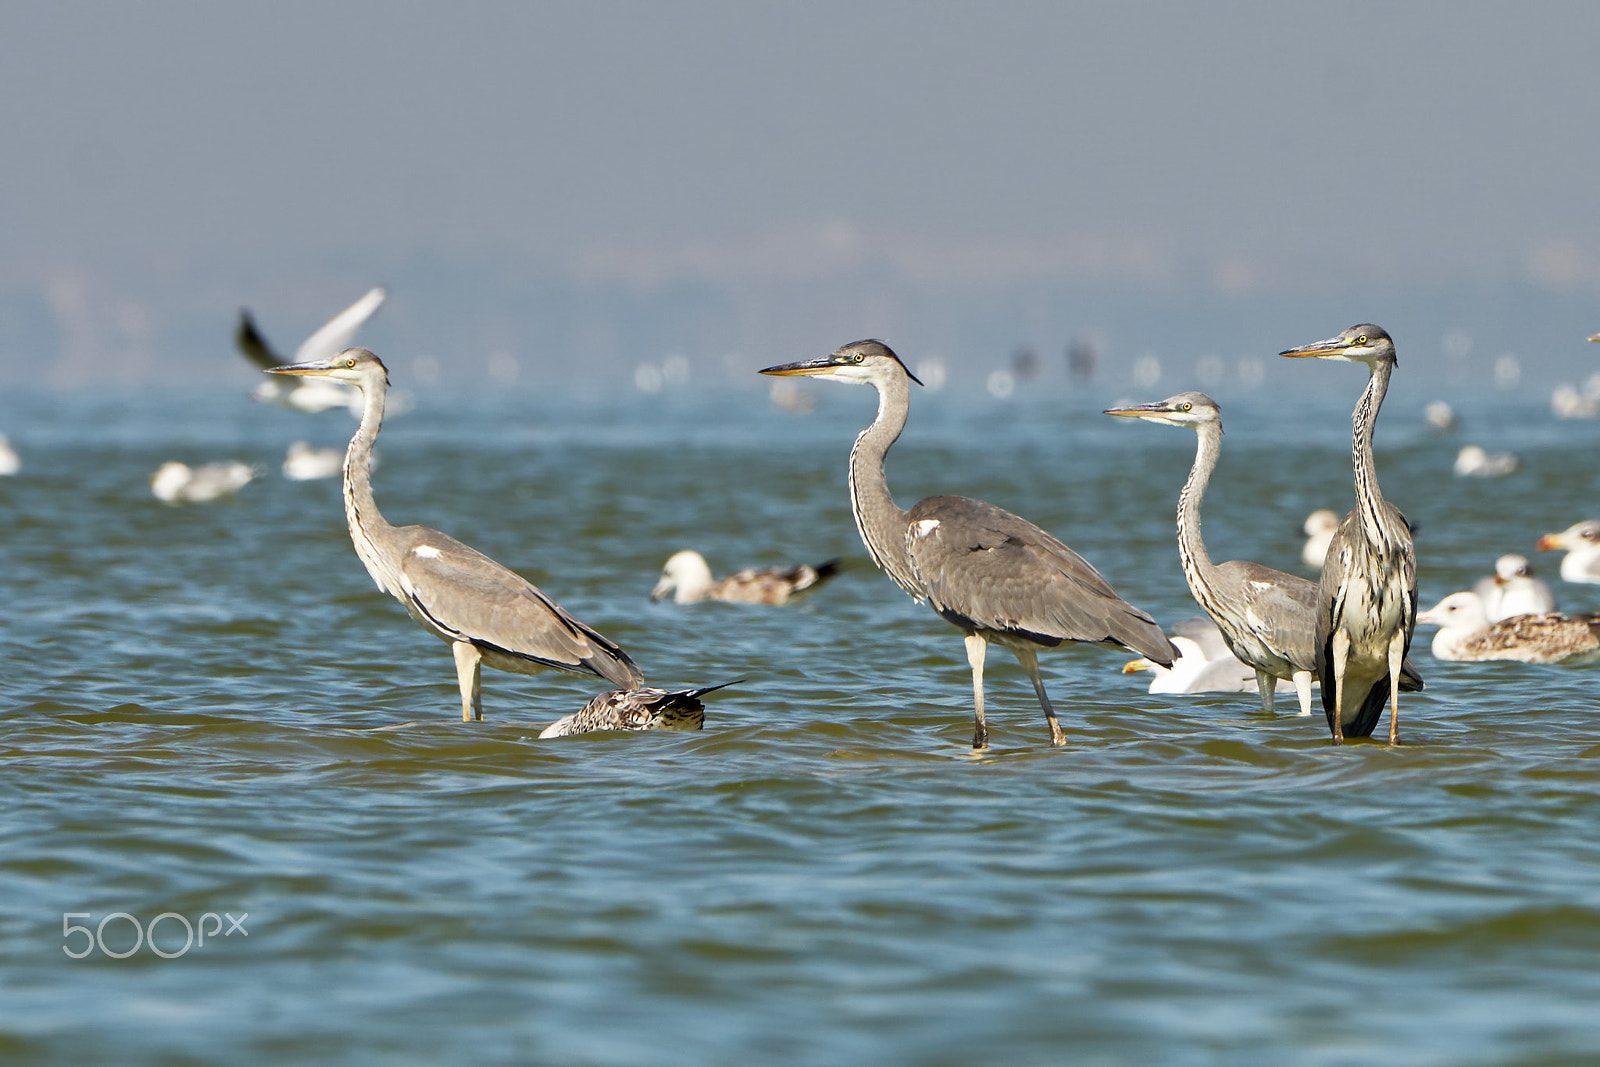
left=396, top=535, right=641, bottom=686
left=295, top=287, right=388, bottom=363
left=1216, top=560, right=1319, bottom=670
left=235, top=312, right=282, bottom=370
left=906, top=497, right=1171, bottom=660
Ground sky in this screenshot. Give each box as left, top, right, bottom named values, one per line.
left=3, top=1, right=1600, bottom=392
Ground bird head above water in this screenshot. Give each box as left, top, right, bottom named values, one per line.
left=268, top=346, right=390, bottom=390
left=1103, top=391, right=1221, bottom=430
left=1280, top=324, right=1396, bottom=366
left=759, top=339, right=924, bottom=387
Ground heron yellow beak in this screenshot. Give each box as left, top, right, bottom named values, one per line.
left=759, top=357, right=840, bottom=377
left=1280, top=335, right=1348, bottom=358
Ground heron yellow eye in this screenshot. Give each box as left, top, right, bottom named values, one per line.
left=1355, top=335, right=1368, bottom=346
left=345, top=358, right=356, bottom=368
left=1179, top=402, right=1192, bottom=412
left=852, top=352, right=865, bottom=364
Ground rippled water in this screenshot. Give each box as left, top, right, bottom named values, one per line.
left=3, top=378, right=1599, bottom=1065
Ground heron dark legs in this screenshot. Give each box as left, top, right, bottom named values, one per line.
left=1386, top=629, right=1405, bottom=745
left=963, top=633, right=989, bottom=750
left=453, top=640, right=483, bottom=722
left=1013, top=645, right=1066, bottom=747
left=1291, top=669, right=1314, bottom=717
left=1329, top=631, right=1350, bottom=745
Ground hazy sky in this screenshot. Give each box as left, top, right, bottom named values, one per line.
left=4, top=2, right=1600, bottom=387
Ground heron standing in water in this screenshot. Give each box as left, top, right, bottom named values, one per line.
left=761, top=340, right=1175, bottom=750
left=1281, top=325, right=1419, bottom=744
left=268, top=348, right=642, bottom=721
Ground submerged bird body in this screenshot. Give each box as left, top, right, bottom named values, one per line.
left=761, top=339, right=1173, bottom=749
left=1472, top=553, right=1557, bottom=621
left=1417, top=591, right=1600, bottom=664
left=538, top=682, right=735, bottom=738
left=1537, top=520, right=1600, bottom=584
left=239, top=287, right=387, bottom=414
left=1282, top=325, right=1419, bottom=744
left=268, top=348, right=641, bottom=721
left=652, top=549, right=840, bottom=605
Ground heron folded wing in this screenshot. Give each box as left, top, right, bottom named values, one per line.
left=906, top=498, right=1169, bottom=660
left=1218, top=560, right=1319, bottom=670
left=397, top=536, right=641, bottom=687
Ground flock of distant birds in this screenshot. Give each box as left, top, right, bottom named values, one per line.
left=9, top=286, right=1598, bottom=746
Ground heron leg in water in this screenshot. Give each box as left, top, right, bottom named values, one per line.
left=1255, top=670, right=1278, bottom=715
left=1329, top=630, right=1350, bottom=746
left=453, top=641, right=483, bottom=722
left=1013, top=645, right=1066, bottom=747
left=1386, top=629, right=1405, bottom=745
left=1292, top=669, right=1314, bottom=717
left=964, top=633, right=989, bottom=750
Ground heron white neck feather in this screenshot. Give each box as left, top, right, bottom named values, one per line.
left=344, top=379, right=401, bottom=597
left=1176, top=422, right=1223, bottom=604
left=848, top=371, right=920, bottom=596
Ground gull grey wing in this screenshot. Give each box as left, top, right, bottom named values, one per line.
left=295, top=287, right=389, bottom=363
left=905, top=495, right=1173, bottom=662
left=394, top=531, right=641, bottom=687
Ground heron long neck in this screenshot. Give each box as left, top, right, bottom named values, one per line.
left=1176, top=423, right=1227, bottom=616
left=344, top=380, right=401, bottom=596
left=849, top=375, right=919, bottom=595
left=1351, top=359, right=1393, bottom=543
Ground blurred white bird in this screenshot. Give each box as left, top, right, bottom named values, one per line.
left=1300, top=508, right=1340, bottom=570
left=651, top=550, right=840, bottom=605
left=1423, top=400, right=1458, bottom=432
left=0, top=433, right=19, bottom=476
left=281, top=441, right=345, bottom=481
left=236, top=287, right=387, bottom=414
left=1416, top=591, right=1600, bottom=664
left=150, top=461, right=257, bottom=503
left=1122, top=618, right=1259, bottom=696
left=1471, top=553, right=1557, bottom=621
left=1537, top=520, right=1600, bottom=584
left=1453, top=444, right=1517, bottom=477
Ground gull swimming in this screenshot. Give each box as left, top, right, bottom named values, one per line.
left=651, top=550, right=841, bottom=605
left=1416, top=591, right=1600, bottom=664
left=1471, top=553, right=1557, bottom=621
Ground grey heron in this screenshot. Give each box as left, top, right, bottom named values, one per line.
left=1122, top=618, right=1258, bottom=695
left=1416, top=591, right=1600, bottom=664
left=238, top=287, right=387, bottom=414
left=1471, top=553, right=1557, bottom=621
left=268, top=347, right=642, bottom=721
left=760, top=339, right=1175, bottom=750
left=538, top=682, right=738, bottom=738
left=1105, top=392, right=1322, bottom=717
left=1281, top=324, right=1419, bottom=745
left=651, top=550, right=841, bottom=605
left=1536, top=520, right=1600, bottom=584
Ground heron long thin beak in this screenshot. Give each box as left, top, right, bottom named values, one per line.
left=1103, top=401, right=1172, bottom=418
left=1280, top=335, right=1349, bottom=358
left=267, top=359, right=339, bottom=376
left=759, top=358, right=841, bottom=377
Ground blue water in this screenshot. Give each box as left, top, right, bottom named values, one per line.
left=2, top=376, right=1598, bottom=1065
